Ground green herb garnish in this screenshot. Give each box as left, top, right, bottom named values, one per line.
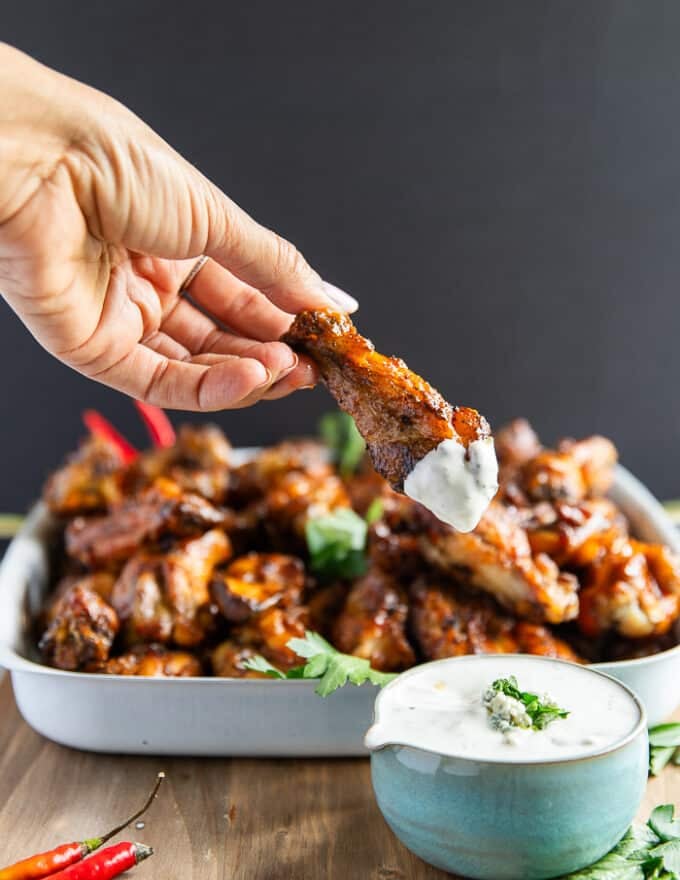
left=305, top=508, right=369, bottom=580
left=649, top=724, right=680, bottom=777
left=304, top=499, right=385, bottom=582
left=487, top=675, right=569, bottom=731
left=244, top=630, right=396, bottom=696
left=562, top=805, right=680, bottom=879
left=319, top=411, right=366, bottom=477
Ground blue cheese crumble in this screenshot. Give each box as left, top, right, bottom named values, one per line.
left=482, top=687, right=532, bottom=732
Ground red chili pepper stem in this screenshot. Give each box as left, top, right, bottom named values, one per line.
left=84, top=771, right=165, bottom=850
left=133, top=401, right=176, bottom=449
left=82, top=411, right=138, bottom=464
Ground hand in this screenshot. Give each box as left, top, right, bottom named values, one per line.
left=0, top=44, right=357, bottom=410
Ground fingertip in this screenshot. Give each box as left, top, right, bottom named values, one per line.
left=198, top=358, right=271, bottom=410
left=320, top=281, right=359, bottom=314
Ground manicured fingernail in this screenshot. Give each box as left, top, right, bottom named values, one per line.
left=254, top=366, right=273, bottom=389
left=321, top=281, right=359, bottom=314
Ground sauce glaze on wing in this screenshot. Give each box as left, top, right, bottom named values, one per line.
left=282, top=308, right=491, bottom=491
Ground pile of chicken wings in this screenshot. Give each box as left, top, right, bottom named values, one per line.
left=37, top=417, right=680, bottom=677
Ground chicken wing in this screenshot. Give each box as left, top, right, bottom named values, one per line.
left=102, top=644, right=202, bottom=676
left=231, top=605, right=309, bottom=670
left=210, top=640, right=269, bottom=678
left=127, top=424, right=231, bottom=501
left=332, top=567, right=415, bottom=671
left=579, top=538, right=680, bottom=638
left=521, top=436, right=617, bottom=504
left=282, top=309, right=491, bottom=491
left=39, top=583, right=119, bottom=671
left=420, top=501, right=580, bottom=624
left=210, top=552, right=305, bottom=622
left=66, top=477, right=227, bottom=567
left=44, top=435, right=125, bottom=515
left=524, top=499, right=628, bottom=567
left=409, top=578, right=582, bottom=661
left=111, top=529, right=231, bottom=647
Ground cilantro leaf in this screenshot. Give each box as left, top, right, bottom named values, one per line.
left=650, top=747, right=678, bottom=777
left=288, top=630, right=397, bottom=696
left=305, top=508, right=369, bottom=581
left=242, top=631, right=397, bottom=697
left=649, top=724, right=680, bottom=749
left=319, top=411, right=366, bottom=477
left=650, top=806, right=680, bottom=843
left=243, top=655, right=287, bottom=678
left=489, top=676, right=569, bottom=731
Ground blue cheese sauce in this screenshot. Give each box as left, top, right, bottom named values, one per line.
left=404, top=437, right=498, bottom=533
left=364, top=655, right=641, bottom=762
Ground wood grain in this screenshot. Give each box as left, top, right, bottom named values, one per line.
left=0, top=676, right=677, bottom=880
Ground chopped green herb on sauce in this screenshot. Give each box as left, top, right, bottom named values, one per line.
left=483, top=675, right=569, bottom=733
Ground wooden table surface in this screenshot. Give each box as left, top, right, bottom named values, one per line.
left=0, top=676, right=678, bottom=880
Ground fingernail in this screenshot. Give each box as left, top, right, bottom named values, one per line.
left=254, top=366, right=273, bottom=389
left=321, top=281, right=359, bottom=314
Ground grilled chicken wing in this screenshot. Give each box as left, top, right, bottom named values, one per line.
left=522, top=436, right=617, bottom=503
left=332, top=568, right=415, bottom=671
left=409, top=578, right=581, bottom=661
left=65, top=477, right=227, bottom=567
left=282, top=309, right=491, bottom=492
left=579, top=539, right=680, bottom=638
left=44, top=435, right=125, bottom=515
left=210, top=640, right=268, bottom=677
left=39, top=584, right=119, bottom=670
left=111, top=529, right=231, bottom=647
left=128, top=424, right=231, bottom=501
left=211, top=552, right=305, bottom=622
left=231, top=605, right=309, bottom=670
left=421, top=501, right=580, bottom=624
left=102, top=644, right=202, bottom=676
left=524, top=499, right=628, bottom=567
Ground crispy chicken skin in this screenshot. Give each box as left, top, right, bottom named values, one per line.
left=524, top=499, right=628, bottom=568
left=111, top=529, right=231, bottom=647
left=521, top=436, right=617, bottom=503
left=39, top=584, right=119, bottom=670
left=233, top=606, right=309, bottom=670
left=65, top=477, right=226, bottom=567
left=128, top=424, right=231, bottom=501
left=283, top=309, right=491, bottom=491
left=211, top=553, right=305, bottom=622
left=332, top=568, right=415, bottom=671
left=409, top=579, right=582, bottom=662
left=421, top=501, right=580, bottom=624
left=102, top=644, right=202, bottom=676
left=579, top=539, right=680, bottom=638
left=210, top=641, right=268, bottom=678
left=44, top=435, right=125, bottom=515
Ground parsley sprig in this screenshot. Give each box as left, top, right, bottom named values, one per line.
left=563, top=804, right=680, bottom=879
left=244, top=630, right=396, bottom=697
left=489, top=676, right=569, bottom=731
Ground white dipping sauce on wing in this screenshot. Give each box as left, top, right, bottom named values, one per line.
left=364, top=656, right=641, bottom=762
left=404, top=436, right=499, bottom=532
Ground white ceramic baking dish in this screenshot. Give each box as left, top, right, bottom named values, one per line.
left=1, top=463, right=679, bottom=756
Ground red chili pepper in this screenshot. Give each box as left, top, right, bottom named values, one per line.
left=0, top=774, right=163, bottom=880
left=41, top=843, right=152, bottom=880
left=82, top=411, right=138, bottom=464
left=133, top=401, right=176, bottom=449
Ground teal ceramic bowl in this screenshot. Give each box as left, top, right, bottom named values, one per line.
left=365, top=656, right=648, bottom=880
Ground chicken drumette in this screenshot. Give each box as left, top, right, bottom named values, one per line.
left=282, top=309, right=492, bottom=492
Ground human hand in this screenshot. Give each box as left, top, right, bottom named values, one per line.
left=0, top=44, right=357, bottom=410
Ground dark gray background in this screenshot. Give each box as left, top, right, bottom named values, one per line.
left=2, top=1, right=680, bottom=512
